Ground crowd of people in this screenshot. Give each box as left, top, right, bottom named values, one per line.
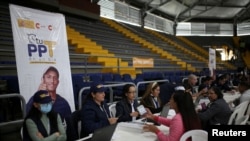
left=22, top=69, right=250, bottom=141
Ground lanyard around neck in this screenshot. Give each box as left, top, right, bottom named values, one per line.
left=100, top=105, right=110, bottom=118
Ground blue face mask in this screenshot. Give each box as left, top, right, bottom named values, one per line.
left=40, top=103, right=52, bottom=114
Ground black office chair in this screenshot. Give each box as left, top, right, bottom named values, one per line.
left=69, top=110, right=81, bottom=140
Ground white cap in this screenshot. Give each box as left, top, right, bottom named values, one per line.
left=174, top=86, right=185, bottom=91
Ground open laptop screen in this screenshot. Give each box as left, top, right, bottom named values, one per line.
left=91, top=124, right=117, bottom=141
left=159, top=104, right=170, bottom=117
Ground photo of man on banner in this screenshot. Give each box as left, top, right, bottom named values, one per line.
left=10, top=4, right=77, bottom=140
left=26, top=66, right=72, bottom=123
left=26, top=66, right=74, bottom=140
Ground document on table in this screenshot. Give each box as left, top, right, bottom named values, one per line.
left=111, top=122, right=169, bottom=141
left=223, top=92, right=240, bottom=103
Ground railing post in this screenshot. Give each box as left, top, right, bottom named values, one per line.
left=0, top=93, right=26, bottom=127
left=84, top=56, right=87, bottom=75
left=117, top=58, right=120, bottom=74
left=78, top=82, right=136, bottom=110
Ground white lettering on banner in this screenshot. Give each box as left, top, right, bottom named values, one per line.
left=27, top=34, right=57, bottom=62
left=212, top=129, right=247, bottom=136
left=209, top=48, right=216, bottom=76
left=10, top=4, right=75, bottom=112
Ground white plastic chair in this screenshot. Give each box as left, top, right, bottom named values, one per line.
left=245, top=101, right=250, bottom=125
left=75, top=133, right=93, bottom=141
left=109, top=103, right=117, bottom=117
left=228, top=101, right=250, bottom=125
left=20, top=127, right=23, bottom=140
left=234, top=115, right=249, bottom=125
left=180, top=129, right=208, bottom=141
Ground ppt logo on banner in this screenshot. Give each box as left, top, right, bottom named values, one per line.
left=27, top=34, right=57, bottom=64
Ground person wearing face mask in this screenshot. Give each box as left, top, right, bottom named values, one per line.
left=26, top=66, right=73, bottom=140
left=140, top=82, right=162, bottom=114
left=23, top=90, right=66, bottom=141
left=26, top=66, right=72, bottom=124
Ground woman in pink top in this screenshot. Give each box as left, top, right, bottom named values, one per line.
left=143, top=90, right=201, bottom=141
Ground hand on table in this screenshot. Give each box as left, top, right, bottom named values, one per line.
left=108, top=117, right=118, bottom=125
left=143, top=124, right=159, bottom=133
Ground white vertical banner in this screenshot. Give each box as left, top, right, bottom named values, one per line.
left=209, top=48, right=216, bottom=76
left=9, top=4, right=75, bottom=113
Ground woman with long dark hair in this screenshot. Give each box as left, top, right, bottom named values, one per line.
left=23, top=90, right=66, bottom=141
left=143, top=90, right=201, bottom=141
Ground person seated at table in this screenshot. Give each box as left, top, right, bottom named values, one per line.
left=183, top=74, right=206, bottom=99
left=198, top=86, right=232, bottom=130
left=142, top=90, right=201, bottom=141
left=201, top=76, right=214, bottom=88
left=183, top=84, right=193, bottom=95
left=183, top=74, right=198, bottom=95
left=115, top=84, right=140, bottom=122
left=231, top=81, right=250, bottom=107
left=211, top=74, right=234, bottom=93
left=80, top=82, right=118, bottom=138
left=194, top=84, right=209, bottom=107
left=232, top=73, right=245, bottom=86
left=23, top=90, right=67, bottom=141
left=140, top=82, right=162, bottom=114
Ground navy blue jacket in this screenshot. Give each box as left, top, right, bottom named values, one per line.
left=80, top=99, right=111, bottom=137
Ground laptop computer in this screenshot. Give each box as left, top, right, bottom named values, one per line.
left=159, top=104, right=170, bottom=117
left=91, top=124, right=117, bottom=141
left=141, top=104, right=170, bottom=125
